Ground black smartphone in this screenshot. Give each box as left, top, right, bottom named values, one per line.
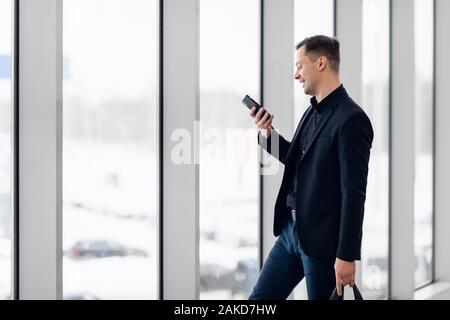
left=242, top=95, right=264, bottom=113
left=242, top=95, right=273, bottom=129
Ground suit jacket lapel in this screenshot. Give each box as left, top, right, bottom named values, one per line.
left=297, top=106, right=335, bottom=165
left=285, top=106, right=313, bottom=164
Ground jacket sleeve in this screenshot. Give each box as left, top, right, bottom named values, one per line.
left=336, top=112, right=374, bottom=261
left=257, top=129, right=291, bottom=165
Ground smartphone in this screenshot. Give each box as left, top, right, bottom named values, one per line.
left=242, top=95, right=264, bottom=113
left=242, top=95, right=273, bottom=129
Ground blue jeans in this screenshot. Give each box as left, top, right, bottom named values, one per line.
left=249, top=216, right=336, bottom=300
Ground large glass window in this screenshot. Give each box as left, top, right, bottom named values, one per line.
left=0, top=0, right=12, bottom=300
left=199, top=0, right=260, bottom=300
left=293, top=0, right=334, bottom=300
left=414, top=0, right=434, bottom=289
left=63, top=0, right=159, bottom=299
left=361, top=0, right=390, bottom=299
left=293, top=0, right=334, bottom=127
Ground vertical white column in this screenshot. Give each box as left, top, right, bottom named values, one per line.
left=390, top=0, right=415, bottom=299
left=261, top=0, right=294, bottom=262
left=18, top=0, right=62, bottom=299
left=162, top=0, right=199, bottom=299
left=335, top=0, right=363, bottom=291
left=335, top=0, right=362, bottom=105
left=434, top=0, right=450, bottom=282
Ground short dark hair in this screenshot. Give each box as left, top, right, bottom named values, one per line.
left=295, top=35, right=340, bottom=72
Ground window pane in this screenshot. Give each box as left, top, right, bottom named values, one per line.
left=0, top=0, right=12, bottom=300
left=361, top=0, right=390, bottom=299
left=414, top=0, right=434, bottom=288
left=293, top=0, right=334, bottom=300
left=199, top=0, right=260, bottom=300
left=63, top=0, right=158, bottom=300
left=294, top=0, right=334, bottom=127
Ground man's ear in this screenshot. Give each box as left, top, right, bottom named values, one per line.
left=317, top=56, right=327, bottom=71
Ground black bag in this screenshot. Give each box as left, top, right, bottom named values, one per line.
left=330, top=284, right=364, bottom=300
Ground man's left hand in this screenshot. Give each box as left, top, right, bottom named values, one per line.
left=334, top=258, right=356, bottom=296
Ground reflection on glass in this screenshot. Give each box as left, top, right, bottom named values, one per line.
left=361, top=0, right=390, bottom=299
left=63, top=0, right=158, bottom=299
left=414, top=0, right=434, bottom=289
left=293, top=0, right=334, bottom=300
left=0, top=0, right=12, bottom=300
left=199, top=0, right=260, bottom=300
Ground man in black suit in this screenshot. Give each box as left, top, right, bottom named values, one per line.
left=248, top=35, right=374, bottom=300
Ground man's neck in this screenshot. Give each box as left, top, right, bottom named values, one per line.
left=315, top=79, right=342, bottom=103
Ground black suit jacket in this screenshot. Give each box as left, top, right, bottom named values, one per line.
left=258, top=86, right=374, bottom=261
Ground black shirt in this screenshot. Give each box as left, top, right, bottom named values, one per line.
left=286, top=85, right=343, bottom=210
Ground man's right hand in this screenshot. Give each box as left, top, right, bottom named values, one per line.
left=249, top=106, right=274, bottom=136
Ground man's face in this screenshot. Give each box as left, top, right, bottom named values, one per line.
left=294, top=46, right=320, bottom=96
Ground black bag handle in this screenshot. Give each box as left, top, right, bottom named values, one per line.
left=330, top=284, right=363, bottom=300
